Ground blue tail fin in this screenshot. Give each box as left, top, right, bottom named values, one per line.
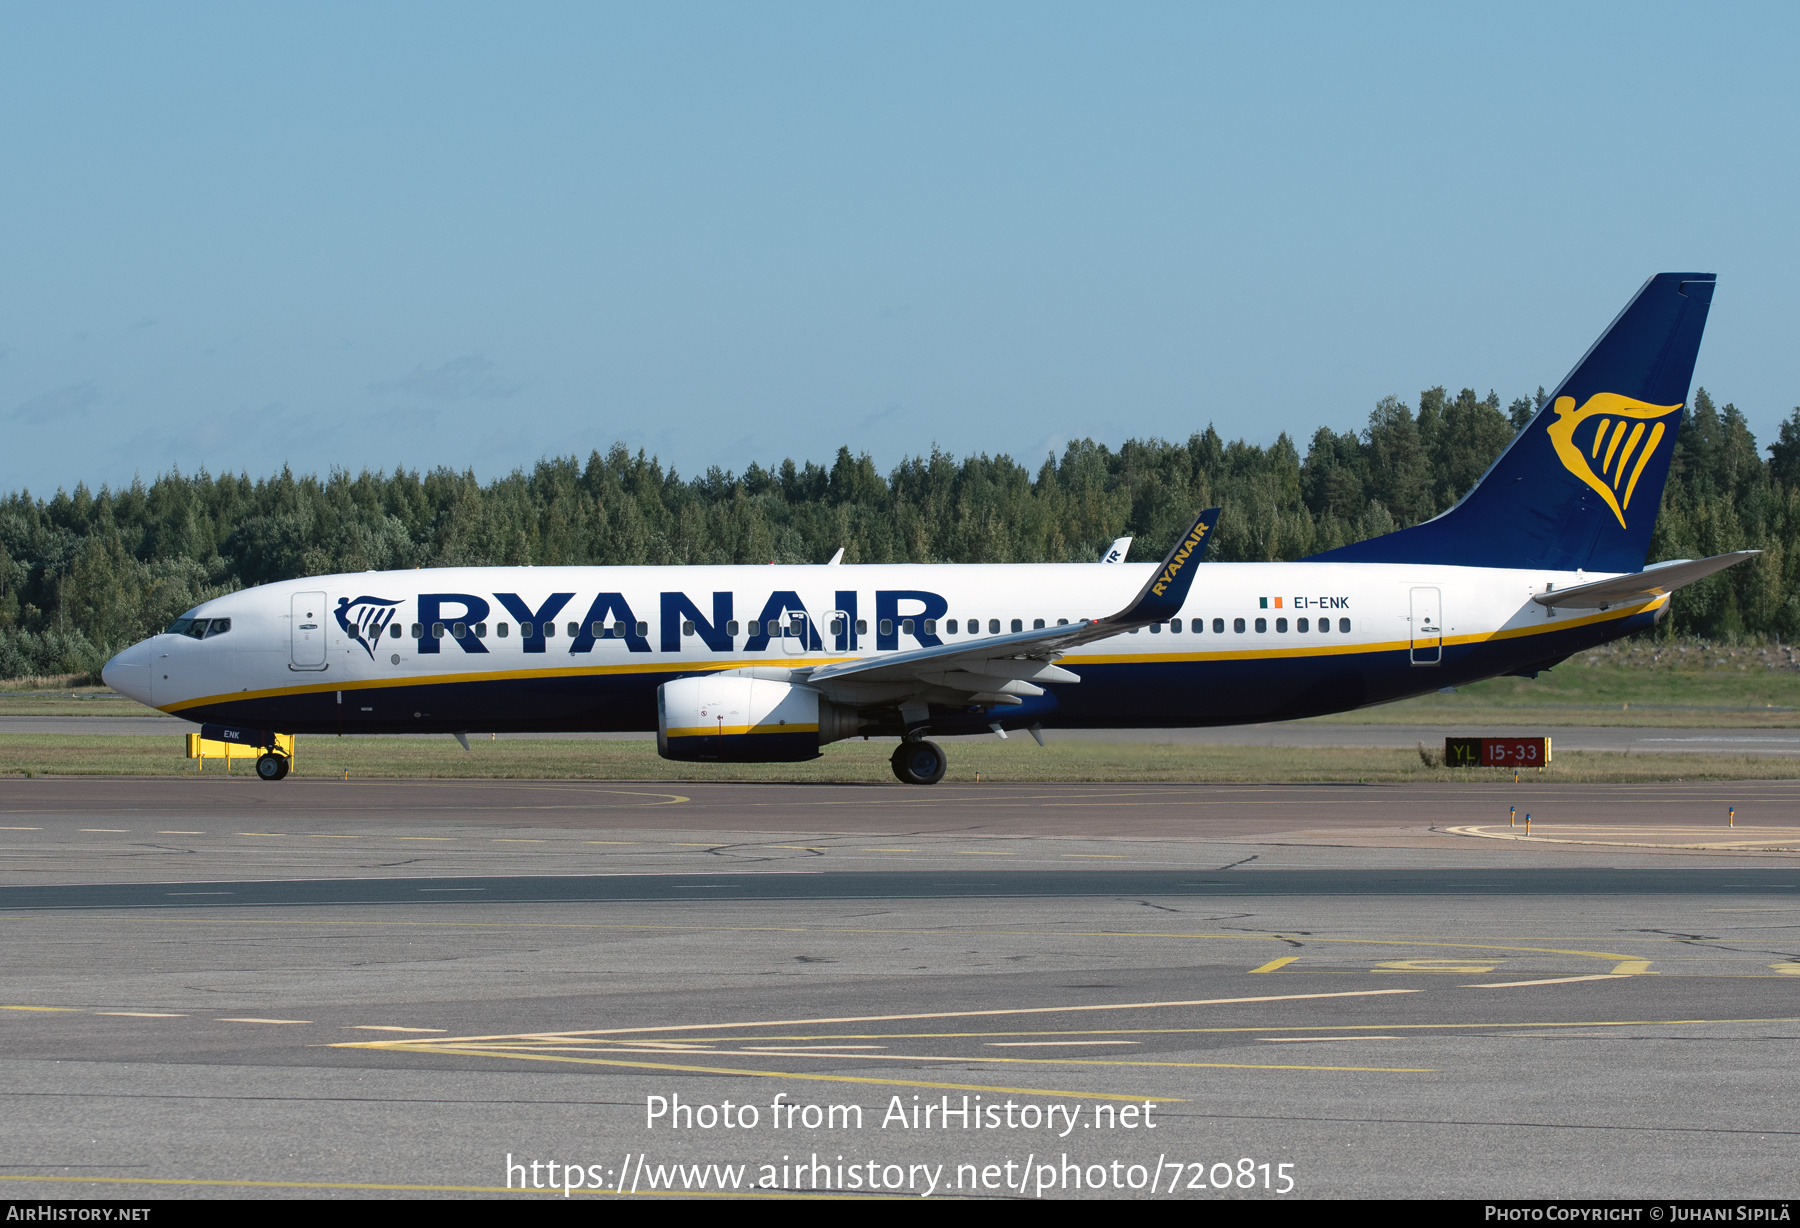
left=1308, top=273, right=1715, bottom=573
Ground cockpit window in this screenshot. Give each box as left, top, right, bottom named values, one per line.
left=168, top=617, right=231, bottom=639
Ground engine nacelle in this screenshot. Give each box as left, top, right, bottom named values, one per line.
left=657, top=676, right=861, bottom=762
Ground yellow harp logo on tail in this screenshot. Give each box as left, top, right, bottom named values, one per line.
left=1545, top=393, right=1682, bottom=529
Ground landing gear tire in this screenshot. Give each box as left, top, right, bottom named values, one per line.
left=255, top=753, right=290, bottom=782
left=890, top=740, right=947, bottom=786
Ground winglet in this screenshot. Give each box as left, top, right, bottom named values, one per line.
left=1112, top=507, right=1221, bottom=624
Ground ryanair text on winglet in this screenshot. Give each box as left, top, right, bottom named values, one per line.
left=1151, top=520, right=1211, bottom=597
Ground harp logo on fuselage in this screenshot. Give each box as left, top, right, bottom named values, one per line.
left=1545, top=393, right=1682, bottom=530
left=334, top=595, right=403, bottom=660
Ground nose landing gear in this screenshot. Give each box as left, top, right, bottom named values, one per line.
left=890, top=739, right=947, bottom=785
left=255, top=752, right=290, bottom=782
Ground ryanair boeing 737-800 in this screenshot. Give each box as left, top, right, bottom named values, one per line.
left=102, top=273, right=1750, bottom=784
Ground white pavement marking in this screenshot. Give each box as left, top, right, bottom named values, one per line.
left=1463, top=974, right=1627, bottom=988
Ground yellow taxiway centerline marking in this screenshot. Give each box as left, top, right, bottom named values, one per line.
left=94, top=1012, right=186, bottom=1018
left=0, top=827, right=42, bottom=831
left=1248, top=957, right=1300, bottom=974
left=216, top=1017, right=311, bottom=1025
left=157, top=831, right=203, bottom=835
left=1, top=1005, right=82, bottom=1012
left=1259, top=1036, right=1401, bottom=1042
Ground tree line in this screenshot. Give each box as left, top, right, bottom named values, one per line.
left=3, top=386, right=1797, bottom=679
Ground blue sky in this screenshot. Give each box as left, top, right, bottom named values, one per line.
left=2, top=3, right=1795, bottom=496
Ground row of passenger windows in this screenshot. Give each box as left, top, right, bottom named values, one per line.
left=280, top=615, right=1356, bottom=641
left=171, top=614, right=1351, bottom=643
left=859, top=616, right=1353, bottom=636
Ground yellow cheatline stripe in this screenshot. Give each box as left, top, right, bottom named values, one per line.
left=0, top=1174, right=836, bottom=1199
left=666, top=724, right=818, bottom=738
left=159, top=598, right=1661, bottom=714
left=1079, top=600, right=1663, bottom=666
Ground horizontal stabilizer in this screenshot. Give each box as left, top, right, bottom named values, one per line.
left=1532, top=552, right=1759, bottom=610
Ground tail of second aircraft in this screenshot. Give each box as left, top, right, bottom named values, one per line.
left=1309, top=272, right=1715, bottom=574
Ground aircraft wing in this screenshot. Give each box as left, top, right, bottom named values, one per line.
left=803, top=509, right=1220, bottom=703
left=1531, top=551, right=1759, bottom=610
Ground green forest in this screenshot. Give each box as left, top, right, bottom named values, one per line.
left=3, top=386, right=1798, bottom=680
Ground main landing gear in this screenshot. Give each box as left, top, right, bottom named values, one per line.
left=890, top=739, right=947, bottom=786
left=255, top=752, right=290, bottom=782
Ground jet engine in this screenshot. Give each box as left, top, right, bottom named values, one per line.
left=657, top=676, right=862, bottom=762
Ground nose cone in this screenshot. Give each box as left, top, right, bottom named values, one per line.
left=102, top=639, right=154, bottom=706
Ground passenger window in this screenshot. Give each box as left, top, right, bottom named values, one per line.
left=1255, top=618, right=1267, bottom=633
left=520, top=622, right=534, bottom=637
left=1057, top=618, right=1069, bottom=626
left=496, top=623, right=509, bottom=638
left=476, top=622, right=487, bottom=638
left=1170, top=618, right=1181, bottom=632
left=1213, top=618, right=1225, bottom=634
left=636, top=621, right=648, bottom=638
left=1339, top=618, right=1351, bottom=633
left=543, top=623, right=556, bottom=638
left=390, top=624, right=403, bottom=639
left=1233, top=618, right=1245, bottom=634
left=453, top=622, right=467, bottom=638
left=433, top=622, right=446, bottom=639
left=857, top=619, right=868, bottom=635
left=411, top=623, right=423, bottom=638
left=1149, top=622, right=1161, bottom=634
left=1297, top=618, right=1309, bottom=632
left=1318, top=619, right=1329, bottom=634
left=829, top=618, right=844, bottom=636
left=1033, top=618, right=1045, bottom=630
left=683, top=621, right=695, bottom=636
left=1275, top=618, right=1287, bottom=633
left=727, top=620, right=740, bottom=636
left=901, top=618, right=914, bottom=635
left=988, top=619, right=1000, bottom=634
left=946, top=619, right=958, bottom=634
left=923, top=619, right=936, bottom=634
left=1010, top=619, right=1022, bottom=633
left=880, top=619, right=893, bottom=637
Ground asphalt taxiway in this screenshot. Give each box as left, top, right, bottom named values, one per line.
left=1, top=776, right=1797, bottom=1200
